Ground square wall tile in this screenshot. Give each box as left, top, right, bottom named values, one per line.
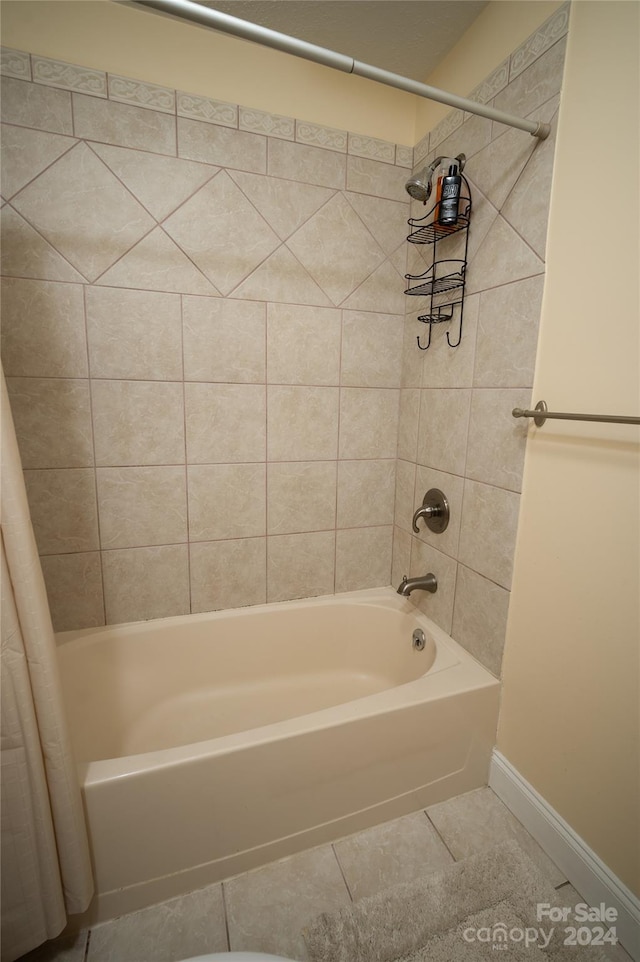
left=267, top=303, right=341, bottom=385
left=267, top=386, right=339, bottom=461
left=86, top=287, right=182, bottom=380
left=416, top=389, right=471, bottom=476
left=458, top=479, right=520, bottom=589
left=185, top=382, right=266, bottom=463
left=188, top=463, right=266, bottom=541
left=72, top=93, right=176, bottom=155
left=338, top=388, right=400, bottom=460
left=177, top=117, right=266, bottom=173
left=414, top=465, right=464, bottom=559
left=24, top=468, right=99, bottom=555
left=452, top=564, right=510, bottom=677
left=397, top=389, right=420, bottom=461
left=391, top=525, right=412, bottom=589
left=92, top=380, right=185, bottom=466
left=190, top=538, right=266, bottom=613
left=419, top=293, right=479, bottom=389
left=334, top=811, right=453, bottom=900
left=341, top=311, right=403, bottom=387
left=6, top=377, right=93, bottom=468
left=466, top=388, right=530, bottom=492
left=337, top=459, right=396, bottom=528
left=96, top=466, right=187, bottom=549
left=1, top=278, right=87, bottom=378
left=267, top=461, right=337, bottom=535
left=40, top=552, right=104, bottom=631
left=267, top=138, right=346, bottom=190
left=183, top=297, right=266, bottom=383
left=225, top=845, right=350, bottom=962
left=394, top=458, right=416, bottom=533
left=267, top=531, right=335, bottom=602
left=335, top=526, right=393, bottom=592
left=1, top=76, right=72, bottom=134
left=102, top=544, right=190, bottom=624
left=474, top=275, right=544, bottom=387
left=346, top=155, right=407, bottom=203
left=409, top=538, right=457, bottom=634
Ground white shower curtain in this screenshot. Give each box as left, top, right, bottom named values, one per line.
left=1, top=370, right=93, bottom=961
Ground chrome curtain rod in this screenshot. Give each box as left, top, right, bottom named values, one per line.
left=131, top=0, right=551, bottom=140
left=512, top=400, right=640, bottom=428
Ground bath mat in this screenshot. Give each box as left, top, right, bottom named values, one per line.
left=304, top=839, right=612, bottom=962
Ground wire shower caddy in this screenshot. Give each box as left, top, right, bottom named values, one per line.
left=404, top=174, right=472, bottom=350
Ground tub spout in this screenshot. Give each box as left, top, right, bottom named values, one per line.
left=396, top=573, right=438, bottom=596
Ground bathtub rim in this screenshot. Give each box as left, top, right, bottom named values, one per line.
left=56, top=586, right=499, bottom=785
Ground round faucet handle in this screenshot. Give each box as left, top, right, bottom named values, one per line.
left=411, top=488, right=450, bottom=534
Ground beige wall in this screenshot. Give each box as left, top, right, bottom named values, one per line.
left=498, top=1, right=640, bottom=895
left=415, top=0, right=564, bottom=138
left=1, top=0, right=417, bottom=144
left=2, top=0, right=562, bottom=147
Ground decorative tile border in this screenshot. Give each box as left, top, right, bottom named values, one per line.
left=429, top=109, right=463, bottom=151
left=348, top=133, right=395, bottom=164
left=1, top=47, right=31, bottom=81
left=395, top=145, right=413, bottom=169
left=32, top=55, right=107, bottom=97
left=177, top=91, right=238, bottom=128
left=296, top=121, right=347, bottom=153
left=467, top=58, right=509, bottom=107
left=239, top=107, right=294, bottom=140
left=108, top=75, right=175, bottom=113
left=509, top=2, right=570, bottom=81
left=413, top=131, right=430, bottom=167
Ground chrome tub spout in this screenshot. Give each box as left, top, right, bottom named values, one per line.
left=396, top=573, right=438, bottom=596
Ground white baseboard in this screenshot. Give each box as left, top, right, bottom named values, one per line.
left=489, top=750, right=640, bottom=961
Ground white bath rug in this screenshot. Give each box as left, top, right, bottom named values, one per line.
left=304, top=839, right=615, bottom=962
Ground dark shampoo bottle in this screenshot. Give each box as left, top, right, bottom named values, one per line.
left=438, top=164, right=461, bottom=226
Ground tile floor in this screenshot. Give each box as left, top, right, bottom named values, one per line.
left=17, top=786, right=626, bottom=962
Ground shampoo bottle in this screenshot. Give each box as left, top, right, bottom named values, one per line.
left=438, top=164, right=461, bottom=226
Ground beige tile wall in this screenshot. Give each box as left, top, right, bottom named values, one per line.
left=394, top=5, right=568, bottom=677
left=0, top=52, right=410, bottom=631
left=1, top=4, right=566, bottom=645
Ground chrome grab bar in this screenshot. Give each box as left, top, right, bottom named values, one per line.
left=512, top=400, right=640, bottom=428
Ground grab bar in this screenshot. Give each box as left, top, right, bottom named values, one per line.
left=512, top=400, right=640, bottom=428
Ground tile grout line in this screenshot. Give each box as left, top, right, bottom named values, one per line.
left=422, top=809, right=459, bottom=863
left=331, top=842, right=355, bottom=902
left=220, top=881, right=232, bottom=952
left=82, top=283, right=107, bottom=628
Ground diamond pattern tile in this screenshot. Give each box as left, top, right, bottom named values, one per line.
left=287, top=192, right=386, bottom=305
left=229, top=170, right=335, bottom=240
left=96, top=226, right=219, bottom=295
left=10, top=142, right=155, bottom=281
left=91, top=142, right=218, bottom=221
left=0, top=123, right=76, bottom=199
left=1, top=205, right=85, bottom=282
left=163, top=170, right=281, bottom=295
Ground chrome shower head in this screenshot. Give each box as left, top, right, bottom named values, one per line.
left=404, top=153, right=467, bottom=202
left=405, top=166, right=433, bottom=203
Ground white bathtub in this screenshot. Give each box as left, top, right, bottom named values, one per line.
left=56, top=587, right=500, bottom=923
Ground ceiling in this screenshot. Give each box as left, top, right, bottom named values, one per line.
left=196, top=1, right=489, bottom=81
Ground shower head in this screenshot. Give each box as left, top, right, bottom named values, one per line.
left=405, top=167, right=433, bottom=203
left=404, top=153, right=466, bottom=202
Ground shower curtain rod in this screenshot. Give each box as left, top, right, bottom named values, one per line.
left=130, top=0, right=551, bottom=140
